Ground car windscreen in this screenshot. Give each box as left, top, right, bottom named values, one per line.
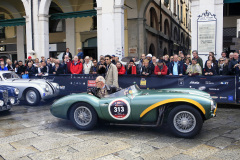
left=2, top=73, right=20, bottom=80
left=105, top=85, right=140, bottom=98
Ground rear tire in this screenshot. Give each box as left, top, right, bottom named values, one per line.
left=25, top=88, right=41, bottom=106
left=167, top=105, right=203, bottom=138
left=69, top=102, right=98, bottom=131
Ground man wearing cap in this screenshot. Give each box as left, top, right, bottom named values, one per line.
left=26, top=56, right=32, bottom=67
left=77, top=48, right=84, bottom=59
left=146, top=54, right=155, bottom=72
left=154, top=60, right=168, bottom=75
left=186, top=58, right=202, bottom=76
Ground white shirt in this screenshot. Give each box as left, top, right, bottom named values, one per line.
left=83, top=61, right=93, bottom=74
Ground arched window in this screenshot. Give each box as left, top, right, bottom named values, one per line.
left=164, top=48, right=168, bottom=55
left=181, top=32, right=185, bottom=45
left=164, top=19, right=170, bottom=36
left=149, top=7, right=158, bottom=30
left=49, top=2, right=65, bottom=33
left=149, top=44, right=155, bottom=56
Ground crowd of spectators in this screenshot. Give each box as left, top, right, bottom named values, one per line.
left=1, top=48, right=240, bottom=80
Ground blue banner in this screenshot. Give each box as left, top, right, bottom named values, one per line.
left=32, top=75, right=236, bottom=104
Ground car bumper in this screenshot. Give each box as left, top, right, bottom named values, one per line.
left=0, top=104, right=12, bottom=111
left=42, top=90, right=60, bottom=100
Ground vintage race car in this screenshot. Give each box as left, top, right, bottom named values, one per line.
left=0, top=71, right=59, bottom=106
left=51, top=84, right=217, bottom=138
left=0, top=85, right=19, bottom=111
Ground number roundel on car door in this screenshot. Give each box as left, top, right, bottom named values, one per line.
left=108, top=98, right=131, bottom=120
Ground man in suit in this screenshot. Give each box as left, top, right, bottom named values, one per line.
left=104, top=55, right=119, bottom=88
left=62, top=48, right=73, bottom=61
left=169, top=54, right=183, bottom=76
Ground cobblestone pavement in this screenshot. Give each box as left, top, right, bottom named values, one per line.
left=0, top=102, right=240, bottom=160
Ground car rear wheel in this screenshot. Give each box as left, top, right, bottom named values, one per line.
left=25, top=88, right=41, bottom=106
left=167, top=105, right=203, bottom=138
left=69, top=102, right=97, bottom=131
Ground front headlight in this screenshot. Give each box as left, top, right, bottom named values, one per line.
left=14, top=88, right=19, bottom=95
left=56, top=84, right=60, bottom=90
left=45, top=85, right=49, bottom=92
left=211, top=100, right=216, bottom=111
left=0, top=100, right=4, bottom=106
left=41, top=84, right=49, bottom=92
left=10, top=98, right=15, bottom=104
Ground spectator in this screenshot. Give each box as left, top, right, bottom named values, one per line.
left=154, top=59, right=168, bottom=76
left=80, top=58, right=84, bottom=64
left=77, top=48, right=84, bottom=59
left=204, top=60, right=217, bottom=76
left=63, top=55, right=72, bottom=74
left=228, top=52, right=239, bottom=75
left=14, top=63, right=19, bottom=74
left=22, top=71, right=29, bottom=79
left=39, top=61, right=49, bottom=75
left=205, top=55, right=218, bottom=71
left=186, top=54, right=191, bottom=59
left=0, top=61, right=8, bottom=71
left=127, top=60, right=138, bottom=75
left=152, top=56, right=158, bottom=67
left=26, top=62, right=36, bottom=76
left=186, top=58, right=202, bottom=76
left=183, top=58, right=191, bottom=75
left=52, top=62, right=64, bottom=75
left=83, top=56, right=93, bottom=74
left=217, top=58, right=229, bottom=75
left=33, top=58, right=40, bottom=67
left=116, top=62, right=126, bottom=75
left=146, top=54, right=153, bottom=63
left=98, top=58, right=106, bottom=75
left=169, top=54, right=183, bottom=76
left=62, top=48, right=73, bottom=61
left=89, top=59, right=98, bottom=74
left=50, top=57, right=55, bottom=67
left=209, top=52, right=214, bottom=57
left=192, top=50, right=203, bottom=69
left=221, top=52, right=227, bottom=59
left=138, top=53, right=146, bottom=71
left=229, top=52, right=234, bottom=61
left=5, top=59, right=10, bottom=67
left=115, top=56, right=120, bottom=64
left=170, top=56, right=174, bottom=62
left=40, top=56, right=46, bottom=63
left=141, top=59, right=152, bottom=76
left=89, top=57, right=93, bottom=62
left=179, top=51, right=185, bottom=63
left=105, top=55, right=119, bottom=87
left=70, top=56, right=83, bottom=74
left=17, top=60, right=26, bottom=75
left=47, top=58, right=53, bottom=72
left=26, top=56, right=32, bottom=67
left=111, top=55, right=116, bottom=65
left=7, top=60, right=15, bottom=71
left=163, top=55, right=170, bottom=67
left=97, top=55, right=105, bottom=65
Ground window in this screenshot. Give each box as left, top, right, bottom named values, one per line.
left=149, top=8, right=158, bottom=30
left=174, top=0, right=177, bottom=15
left=180, top=5, right=183, bottom=22
left=186, top=13, right=188, bottom=27
left=93, top=0, right=97, bottom=8
left=160, top=14, right=162, bottom=31
left=164, top=0, right=169, bottom=7
left=49, top=2, right=64, bottom=33
left=0, top=14, right=5, bottom=39
left=164, top=19, right=170, bottom=36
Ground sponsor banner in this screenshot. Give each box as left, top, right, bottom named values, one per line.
left=31, top=75, right=236, bottom=104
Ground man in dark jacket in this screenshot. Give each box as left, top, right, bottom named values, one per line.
left=52, top=62, right=64, bottom=75
left=26, top=62, right=37, bottom=76
left=62, top=48, right=73, bottom=61
left=39, top=61, right=49, bottom=75
left=17, top=60, right=26, bottom=75
left=168, top=54, right=183, bottom=76
left=228, top=52, right=239, bottom=75
left=87, top=76, right=118, bottom=98
left=203, top=60, right=217, bottom=76
left=90, top=59, right=99, bottom=74
left=141, top=59, right=152, bottom=76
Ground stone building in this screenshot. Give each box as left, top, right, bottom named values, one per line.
left=0, top=0, right=191, bottom=63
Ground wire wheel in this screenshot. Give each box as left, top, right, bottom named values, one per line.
left=173, top=111, right=196, bottom=133
left=74, top=106, right=93, bottom=126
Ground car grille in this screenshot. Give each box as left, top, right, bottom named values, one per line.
left=46, top=81, right=55, bottom=94
left=2, top=90, right=8, bottom=104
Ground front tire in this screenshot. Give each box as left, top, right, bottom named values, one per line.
left=167, top=105, right=203, bottom=138
left=69, top=102, right=98, bottom=131
left=25, top=88, right=41, bottom=106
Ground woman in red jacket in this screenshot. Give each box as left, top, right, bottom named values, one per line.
left=116, top=62, right=126, bottom=75
left=70, top=56, right=83, bottom=74
left=154, top=59, right=168, bottom=75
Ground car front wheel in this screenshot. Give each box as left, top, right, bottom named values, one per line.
left=167, top=105, right=203, bottom=138
left=25, top=88, right=41, bottom=106
left=69, top=102, right=97, bottom=131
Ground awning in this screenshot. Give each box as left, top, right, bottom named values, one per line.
left=224, top=0, right=240, bottom=3
left=50, top=9, right=97, bottom=20
left=0, top=9, right=97, bottom=27
left=0, top=18, right=25, bottom=27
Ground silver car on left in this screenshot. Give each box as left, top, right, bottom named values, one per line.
left=0, top=71, right=60, bottom=106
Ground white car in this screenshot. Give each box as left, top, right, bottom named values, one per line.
left=0, top=71, right=59, bottom=106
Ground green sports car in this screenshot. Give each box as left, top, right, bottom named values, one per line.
left=50, top=84, right=217, bottom=138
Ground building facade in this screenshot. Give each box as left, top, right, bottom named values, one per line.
left=0, top=0, right=191, bottom=63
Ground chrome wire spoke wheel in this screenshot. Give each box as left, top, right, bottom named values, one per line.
left=173, top=111, right=196, bottom=133
left=74, top=106, right=92, bottom=126
left=26, top=90, right=37, bottom=104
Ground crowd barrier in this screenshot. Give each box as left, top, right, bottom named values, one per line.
left=30, top=74, right=240, bottom=104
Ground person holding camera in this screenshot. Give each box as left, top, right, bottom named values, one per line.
left=203, top=60, right=217, bottom=76
left=97, top=57, right=107, bottom=75
left=127, top=59, right=138, bottom=75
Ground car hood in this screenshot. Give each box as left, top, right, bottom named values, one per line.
left=141, top=88, right=211, bottom=99
left=0, top=85, right=14, bottom=91
left=7, top=79, right=47, bottom=84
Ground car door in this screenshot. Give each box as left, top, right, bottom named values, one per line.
left=99, top=95, right=132, bottom=122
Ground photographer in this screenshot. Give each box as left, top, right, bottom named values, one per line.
left=127, top=60, right=138, bottom=75
left=97, top=58, right=106, bottom=75
left=203, top=60, right=217, bottom=76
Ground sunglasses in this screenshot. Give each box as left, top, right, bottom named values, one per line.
left=105, top=59, right=110, bottom=60
left=220, top=60, right=224, bottom=61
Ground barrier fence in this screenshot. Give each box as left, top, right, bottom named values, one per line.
left=31, top=75, right=239, bottom=104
